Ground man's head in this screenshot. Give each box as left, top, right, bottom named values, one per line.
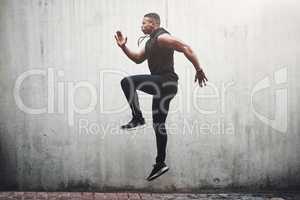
left=141, top=13, right=160, bottom=34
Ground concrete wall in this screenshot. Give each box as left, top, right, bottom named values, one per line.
left=0, top=0, right=300, bottom=191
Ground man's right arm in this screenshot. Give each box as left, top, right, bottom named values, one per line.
left=114, top=31, right=146, bottom=64
left=120, top=46, right=146, bottom=64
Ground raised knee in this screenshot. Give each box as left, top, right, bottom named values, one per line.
left=120, top=77, right=129, bottom=88
left=152, top=122, right=158, bottom=129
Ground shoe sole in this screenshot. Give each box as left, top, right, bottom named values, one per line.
left=121, top=124, right=146, bottom=131
left=146, top=166, right=169, bottom=181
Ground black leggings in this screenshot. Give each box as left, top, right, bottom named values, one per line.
left=120, top=74, right=178, bottom=163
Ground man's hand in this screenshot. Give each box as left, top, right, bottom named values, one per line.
left=194, top=69, right=208, bottom=87
left=114, top=31, right=127, bottom=48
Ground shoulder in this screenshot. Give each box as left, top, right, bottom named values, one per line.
left=156, top=33, right=187, bottom=50
left=157, top=28, right=170, bottom=36
left=156, top=28, right=172, bottom=40
left=157, top=33, right=175, bottom=46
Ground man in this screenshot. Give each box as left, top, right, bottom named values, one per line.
left=114, top=13, right=208, bottom=181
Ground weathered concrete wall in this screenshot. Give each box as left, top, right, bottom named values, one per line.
left=0, top=0, right=299, bottom=191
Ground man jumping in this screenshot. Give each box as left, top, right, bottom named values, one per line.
left=114, top=13, right=208, bottom=181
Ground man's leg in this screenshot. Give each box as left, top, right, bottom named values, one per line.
left=120, top=74, right=162, bottom=129
left=147, top=81, right=178, bottom=181
left=152, top=96, right=173, bottom=164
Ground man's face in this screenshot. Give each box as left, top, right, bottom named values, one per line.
left=141, top=17, right=155, bottom=34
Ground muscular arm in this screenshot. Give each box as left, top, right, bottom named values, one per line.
left=120, top=46, right=146, bottom=64
left=157, top=33, right=203, bottom=72
left=114, top=31, right=146, bottom=64
left=157, top=33, right=208, bottom=87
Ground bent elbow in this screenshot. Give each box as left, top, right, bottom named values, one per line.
left=134, top=60, right=143, bottom=64
left=134, top=59, right=142, bottom=64
left=134, top=57, right=145, bottom=64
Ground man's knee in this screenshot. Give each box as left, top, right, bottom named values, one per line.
left=120, top=77, right=130, bottom=88
left=153, top=122, right=166, bottom=134
left=152, top=122, right=158, bottom=129
left=162, top=81, right=178, bottom=96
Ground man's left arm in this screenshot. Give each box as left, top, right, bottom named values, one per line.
left=157, top=33, right=208, bottom=87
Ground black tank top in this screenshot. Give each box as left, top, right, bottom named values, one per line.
left=145, top=27, right=179, bottom=82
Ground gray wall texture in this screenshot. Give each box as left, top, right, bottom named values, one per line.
left=0, top=0, right=300, bottom=192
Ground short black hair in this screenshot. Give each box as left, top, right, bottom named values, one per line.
left=144, top=13, right=160, bottom=25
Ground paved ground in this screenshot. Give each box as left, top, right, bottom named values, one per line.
left=0, top=192, right=300, bottom=200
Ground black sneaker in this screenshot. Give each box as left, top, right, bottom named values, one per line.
left=120, top=117, right=146, bottom=130
left=146, top=162, right=169, bottom=181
